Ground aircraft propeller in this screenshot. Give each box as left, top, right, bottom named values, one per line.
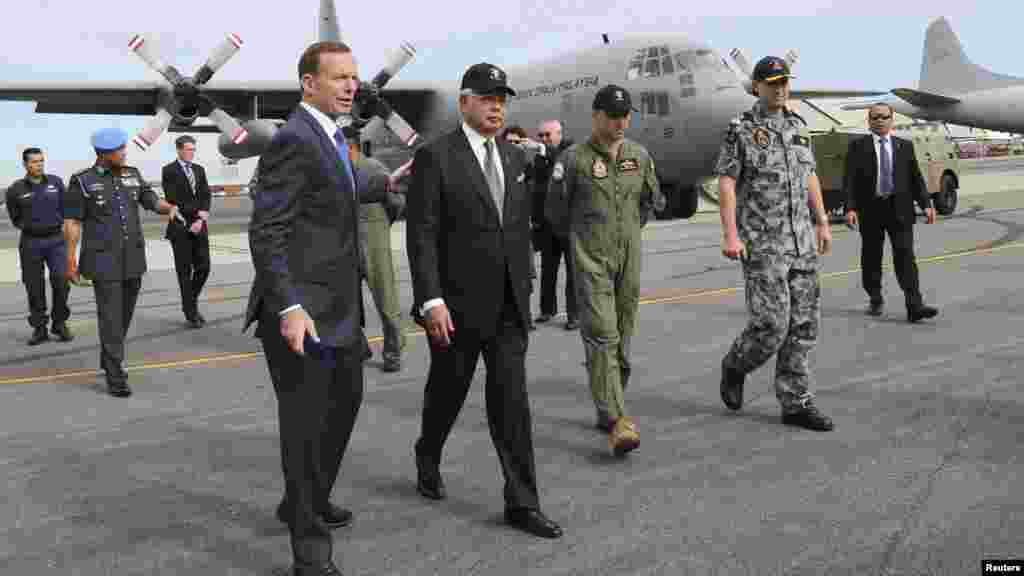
left=347, top=41, right=422, bottom=148
left=127, top=33, right=248, bottom=151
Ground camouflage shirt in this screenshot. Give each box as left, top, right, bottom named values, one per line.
left=714, top=102, right=817, bottom=267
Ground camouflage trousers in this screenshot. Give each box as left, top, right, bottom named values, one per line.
left=574, top=237, right=640, bottom=424
left=723, top=252, right=819, bottom=413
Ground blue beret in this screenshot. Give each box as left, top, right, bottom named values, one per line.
left=91, top=128, right=129, bottom=152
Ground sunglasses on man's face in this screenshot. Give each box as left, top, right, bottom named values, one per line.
left=870, top=114, right=891, bottom=121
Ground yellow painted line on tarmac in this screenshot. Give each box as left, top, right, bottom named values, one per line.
left=2, top=239, right=1023, bottom=386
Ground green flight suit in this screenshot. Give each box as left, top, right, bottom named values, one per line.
left=550, top=137, right=664, bottom=423
left=355, top=156, right=406, bottom=363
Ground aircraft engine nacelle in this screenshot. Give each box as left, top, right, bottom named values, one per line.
left=217, top=119, right=278, bottom=160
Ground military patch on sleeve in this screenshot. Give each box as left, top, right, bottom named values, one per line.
left=592, top=158, right=608, bottom=179
left=617, top=158, right=639, bottom=172
left=753, top=127, right=772, bottom=149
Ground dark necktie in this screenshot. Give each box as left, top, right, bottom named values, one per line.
left=483, top=139, right=503, bottom=224
left=879, top=137, right=893, bottom=197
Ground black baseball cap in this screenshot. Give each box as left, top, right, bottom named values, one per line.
left=751, top=56, right=795, bottom=83
left=592, top=84, right=637, bottom=118
left=460, top=62, right=516, bottom=97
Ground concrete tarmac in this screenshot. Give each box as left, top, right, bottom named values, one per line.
left=1, top=186, right=1023, bottom=575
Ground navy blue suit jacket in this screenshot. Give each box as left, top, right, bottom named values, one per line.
left=245, top=105, right=386, bottom=349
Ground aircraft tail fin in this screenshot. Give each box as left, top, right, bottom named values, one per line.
left=319, top=0, right=344, bottom=43
left=919, top=17, right=1023, bottom=94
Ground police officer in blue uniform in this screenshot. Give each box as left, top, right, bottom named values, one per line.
left=63, top=128, right=180, bottom=397
left=6, top=147, right=73, bottom=345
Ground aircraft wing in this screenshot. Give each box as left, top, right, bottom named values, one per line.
left=890, top=87, right=961, bottom=108
left=790, top=88, right=889, bottom=99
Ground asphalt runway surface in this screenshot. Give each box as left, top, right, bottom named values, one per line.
left=0, top=187, right=1022, bottom=574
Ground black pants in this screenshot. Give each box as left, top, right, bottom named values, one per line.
left=170, top=231, right=210, bottom=317
left=416, top=277, right=540, bottom=511
left=19, top=233, right=69, bottom=329
left=859, top=197, right=923, bottom=309
left=93, top=278, right=142, bottom=383
left=540, top=228, right=577, bottom=320
left=260, top=319, right=364, bottom=567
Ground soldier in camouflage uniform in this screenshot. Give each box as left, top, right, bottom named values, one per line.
left=713, top=56, right=834, bottom=431
left=549, top=85, right=665, bottom=455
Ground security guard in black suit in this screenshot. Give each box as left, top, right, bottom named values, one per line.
left=63, top=128, right=180, bottom=397
left=5, top=147, right=73, bottom=345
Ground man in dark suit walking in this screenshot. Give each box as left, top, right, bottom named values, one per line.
left=162, top=135, right=211, bottom=328
left=245, top=41, right=386, bottom=576
left=406, top=62, right=563, bottom=539
left=843, top=103, right=939, bottom=323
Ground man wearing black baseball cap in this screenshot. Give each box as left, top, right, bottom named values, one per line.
left=713, top=55, right=835, bottom=432
left=546, top=83, right=664, bottom=457
left=406, top=62, right=563, bottom=539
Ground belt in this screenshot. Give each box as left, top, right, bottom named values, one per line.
left=22, top=226, right=62, bottom=238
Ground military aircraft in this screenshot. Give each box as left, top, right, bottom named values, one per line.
left=0, top=0, right=884, bottom=219
left=841, top=17, right=1024, bottom=135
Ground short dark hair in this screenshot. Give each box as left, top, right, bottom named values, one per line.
left=503, top=125, right=527, bottom=139
left=22, top=147, right=42, bottom=162
left=298, top=41, right=352, bottom=81
left=175, top=135, right=196, bottom=149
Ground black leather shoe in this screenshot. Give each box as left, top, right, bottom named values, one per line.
left=186, top=316, right=203, bottom=329
left=51, top=323, right=73, bottom=342
left=28, top=326, right=49, bottom=346
left=782, top=403, right=834, bottom=431
left=720, top=360, right=744, bottom=411
left=536, top=313, right=553, bottom=323
left=907, top=304, right=938, bottom=323
left=381, top=357, right=401, bottom=373
left=867, top=300, right=884, bottom=316
left=289, top=561, right=343, bottom=576
left=565, top=318, right=578, bottom=330
left=107, top=380, right=132, bottom=398
left=414, top=444, right=446, bottom=500
left=505, top=509, right=563, bottom=539
left=277, top=500, right=353, bottom=530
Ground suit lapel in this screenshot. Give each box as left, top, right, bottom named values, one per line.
left=297, top=105, right=345, bottom=187
left=454, top=128, right=501, bottom=218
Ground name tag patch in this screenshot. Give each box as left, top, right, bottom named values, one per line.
left=618, top=158, right=639, bottom=172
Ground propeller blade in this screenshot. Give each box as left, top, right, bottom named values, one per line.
left=128, top=34, right=184, bottom=86
left=132, top=108, right=174, bottom=151
left=370, top=42, right=416, bottom=88
left=208, top=107, right=249, bottom=145
left=785, top=49, right=799, bottom=69
left=729, top=48, right=753, bottom=76
left=381, top=109, right=420, bottom=148
left=193, top=33, right=244, bottom=85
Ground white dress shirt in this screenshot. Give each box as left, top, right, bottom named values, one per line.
left=279, top=103, right=353, bottom=317
left=420, top=122, right=505, bottom=316
left=873, top=132, right=894, bottom=196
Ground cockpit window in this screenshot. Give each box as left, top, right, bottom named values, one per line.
left=675, top=48, right=727, bottom=71
left=626, top=46, right=673, bottom=79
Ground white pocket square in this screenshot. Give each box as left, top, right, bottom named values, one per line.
left=516, top=173, right=525, bottom=183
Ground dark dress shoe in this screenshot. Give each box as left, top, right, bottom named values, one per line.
left=51, top=324, right=73, bottom=341
left=381, top=357, right=401, bottom=373
left=782, top=403, right=834, bottom=431
left=289, top=561, right=343, bottom=576
left=535, top=313, right=553, bottom=323
left=415, top=446, right=446, bottom=500
left=505, top=509, right=563, bottom=539
left=565, top=318, right=578, bottom=330
left=907, top=304, right=938, bottom=323
left=276, top=501, right=353, bottom=530
left=28, top=326, right=49, bottom=346
left=867, top=300, right=884, bottom=316
left=187, top=316, right=203, bottom=329
left=720, top=360, right=745, bottom=411
left=107, top=380, right=132, bottom=398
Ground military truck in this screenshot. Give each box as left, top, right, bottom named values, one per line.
left=812, top=124, right=961, bottom=220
